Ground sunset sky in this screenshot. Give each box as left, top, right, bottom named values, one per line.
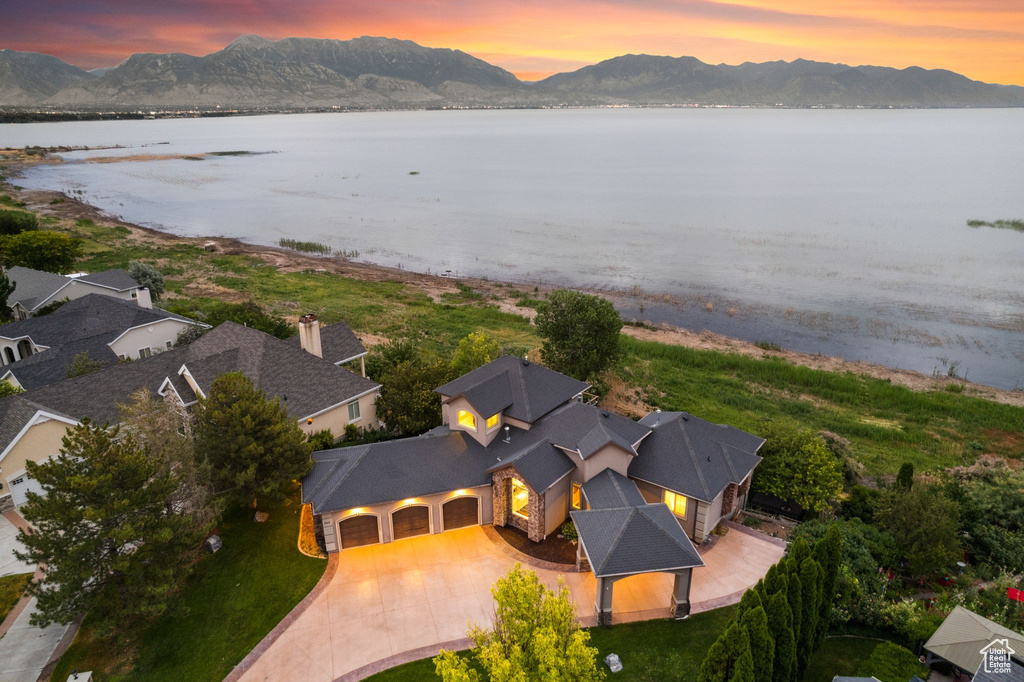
left=3, top=0, right=1023, bottom=85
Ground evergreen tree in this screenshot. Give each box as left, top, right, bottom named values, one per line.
left=765, top=591, right=796, bottom=682
left=736, top=588, right=763, bottom=621
left=895, top=462, right=915, bottom=491
left=811, top=523, right=844, bottom=647
left=194, top=371, right=311, bottom=507
left=0, top=270, right=15, bottom=322
left=763, top=563, right=786, bottom=596
left=789, top=536, right=812, bottom=566
left=14, top=421, right=209, bottom=633
left=128, top=260, right=165, bottom=300
left=786, top=568, right=803, bottom=676
left=798, top=558, right=823, bottom=674
left=698, top=621, right=755, bottom=682
left=741, top=605, right=775, bottom=682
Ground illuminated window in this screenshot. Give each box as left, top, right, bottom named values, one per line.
left=457, top=410, right=477, bottom=430
left=664, top=490, right=687, bottom=517
left=511, top=479, right=529, bottom=519
left=571, top=483, right=582, bottom=510
left=486, top=414, right=500, bottom=431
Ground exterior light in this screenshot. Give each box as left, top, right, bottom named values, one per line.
left=403, top=498, right=417, bottom=505
left=348, top=507, right=364, bottom=515
left=454, top=489, right=467, bottom=496
left=307, top=418, right=314, bottom=424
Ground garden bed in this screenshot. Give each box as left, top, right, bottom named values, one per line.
left=494, top=525, right=578, bottom=565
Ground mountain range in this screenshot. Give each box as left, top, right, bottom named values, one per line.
left=2, top=34, right=1023, bottom=109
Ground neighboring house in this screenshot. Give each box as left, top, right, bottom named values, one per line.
left=286, top=314, right=368, bottom=376
left=0, top=293, right=205, bottom=388
left=302, top=355, right=763, bottom=622
left=5, top=266, right=146, bottom=320
left=0, top=318, right=379, bottom=510
left=924, top=606, right=1024, bottom=679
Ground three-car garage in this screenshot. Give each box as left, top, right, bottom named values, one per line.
left=332, top=490, right=489, bottom=551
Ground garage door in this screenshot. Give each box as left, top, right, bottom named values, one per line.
left=392, top=505, right=430, bottom=540
left=442, top=496, right=479, bottom=530
left=7, top=473, right=43, bottom=507
left=338, top=515, right=380, bottom=549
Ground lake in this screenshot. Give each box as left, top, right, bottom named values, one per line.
left=4, top=108, right=1024, bottom=389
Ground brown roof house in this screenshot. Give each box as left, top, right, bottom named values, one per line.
left=303, top=355, right=764, bottom=623
left=0, top=315, right=378, bottom=510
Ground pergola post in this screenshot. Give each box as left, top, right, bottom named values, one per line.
left=595, top=576, right=616, bottom=626
left=671, top=569, right=692, bottom=618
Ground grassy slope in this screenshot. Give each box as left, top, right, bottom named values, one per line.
left=365, top=606, right=738, bottom=682
left=0, top=572, right=32, bottom=625
left=60, top=216, right=1023, bottom=477
left=51, top=490, right=324, bottom=682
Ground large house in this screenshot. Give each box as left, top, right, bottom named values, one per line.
left=0, top=293, right=205, bottom=387
left=0, top=315, right=379, bottom=509
left=303, top=355, right=764, bottom=622
left=5, top=266, right=146, bottom=320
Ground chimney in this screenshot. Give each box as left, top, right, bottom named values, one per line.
left=136, top=287, right=153, bottom=309
left=503, top=426, right=511, bottom=443
left=298, top=314, right=322, bottom=358
left=654, top=409, right=662, bottom=426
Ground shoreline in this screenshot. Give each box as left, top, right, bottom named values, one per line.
left=2, top=147, right=1022, bottom=408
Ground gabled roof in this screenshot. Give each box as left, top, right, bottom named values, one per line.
left=435, top=356, right=589, bottom=424
left=925, top=606, right=1024, bottom=674
left=5, top=266, right=74, bottom=311
left=0, top=397, right=79, bottom=465
left=571, top=502, right=704, bottom=577
left=303, top=429, right=502, bottom=513
left=630, top=411, right=764, bottom=503
left=582, top=468, right=647, bottom=509
left=73, top=269, right=139, bottom=291
left=0, top=321, right=379, bottom=454
left=538, top=401, right=650, bottom=459
left=974, top=659, right=1024, bottom=682
left=486, top=437, right=575, bottom=493
left=284, top=320, right=366, bottom=365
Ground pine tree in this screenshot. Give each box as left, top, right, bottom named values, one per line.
left=194, top=371, right=311, bottom=507
left=698, top=621, right=755, bottom=682
left=789, top=536, right=812, bottom=566
left=786, top=568, right=803, bottom=679
left=736, top=588, right=763, bottom=621
left=741, top=605, right=775, bottom=682
left=765, top=590, right=796, bottom=682
left=14, top=421, right=208, bottom=633
left=763, top=563, right=786, bottom=596
left=798, top=558, right=823, bottom=674
left=811, top=523, right=844, bottom=648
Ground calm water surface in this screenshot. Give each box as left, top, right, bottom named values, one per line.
left=4, top=109, right=1024, bottom=388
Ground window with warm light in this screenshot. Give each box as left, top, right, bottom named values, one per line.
left=457, top=409, right=477, bottom=430
left=664, top=490, right=687, bottom=517
left=486, top=414, right=500, bottom=431
left=511, top=479, right=529, bottom=518
left=572, top=483, right=582, bottom=509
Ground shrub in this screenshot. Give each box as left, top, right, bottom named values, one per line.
left=307, top=429, right=336, bottom=451
left=128, top=261, right=165, bottom=300
left=560, top=521, right=578, bottom=543
left=0, top=208, right=38, bottom=235
left=0, top=230, right=83, bottom=273
left=856, top=641, right=928, bottom=682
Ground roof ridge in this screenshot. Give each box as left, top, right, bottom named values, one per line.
left=509, top=363, right=531, bottom=421
left=677, top=418, right=712, bottom=499
left=638, top=504, right=701, bottom=555
left=718, top=441, right=740, bottom=481
left=599, top=506, right=638, bottom=575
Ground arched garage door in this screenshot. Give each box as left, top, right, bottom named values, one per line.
left=442, top=496, right=479, bottom=530
left=338, top=515, right=380, bottom=549
left=392, top=505, right=430, bottom=540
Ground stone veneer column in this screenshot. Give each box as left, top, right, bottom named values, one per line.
left=722, top=483, right=737, bottom=516
left=492, top=472, right=508, bottom=528
left=528, top=489, right=545, bottom=543
left=491, top=468, right=543, bottom=541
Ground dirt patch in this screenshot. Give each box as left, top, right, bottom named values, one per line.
left=494, top=525, right=577, bottom=566
left=600, top=375, right=653, bottom=419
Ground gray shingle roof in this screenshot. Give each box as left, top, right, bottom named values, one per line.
left=571, top=502, right=704, bottom=577
left=0, top=395, right=71, bottom=456
left=974, top=660, right=1023, bottom=682
left=303, top=430, right=500, bottom=512
left=5, top=266, right=73, bottom=311
left=630, top=412, right=764, bottom=503
left=285, top=320, right=366, bottom=365
left=486, top=438, right=575, bottom=493
left=0, top=321, right=378, bottom=453
left=582, top=469, right=646, bottom=509
left=535, top=401, right=650, bottom=459
left=435, top=356, right=589, bottom=424
left=1, top=335, right=119, bottom=390
left=75, top=268, right=139, bottom=291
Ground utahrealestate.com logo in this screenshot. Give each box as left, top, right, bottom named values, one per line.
left=980, top=638, right=1016, bottom=675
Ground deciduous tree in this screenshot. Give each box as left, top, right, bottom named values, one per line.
left=0, top=270, right=15, bottom=322
left=451, top=331, right=500, bottom=375
left=876, top=484, right=960, bottom=577
left=128, top=260, right=165, bottom=300
left=194, top=372, right=311, bottom=507
left=434, top=564, right=605, bottom=682
left=376, top=358, right=454, bottom=435
left=535, top=289, right=621, bottom=380
left=15, top=421, right=209, bottom=633
left=0, top=230, right=83, bottom=273
left=753, top=423, right=842, bottom=514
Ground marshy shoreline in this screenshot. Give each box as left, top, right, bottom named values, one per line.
left=2, top=146, right=1022, bottom=408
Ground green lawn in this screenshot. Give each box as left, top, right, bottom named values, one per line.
left=365, top=606, right=738, bottom=681
left=50, top=489, right=325, bottom=681
left=802, top=636, right=886, bottom=682
left=0, top=572, right=32, bottom=625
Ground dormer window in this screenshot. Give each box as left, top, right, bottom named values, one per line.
left=457, top=410, right=477, bottom=431
left=486, top=414, right=500, bottom=431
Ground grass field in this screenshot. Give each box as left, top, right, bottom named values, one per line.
left=0, top=572, right=32, bottom=625
left=364, top=606, right=739, bottom=681
left=803, top=636, right=883, bottom=681
left=50, top=489, right=325, bottom=682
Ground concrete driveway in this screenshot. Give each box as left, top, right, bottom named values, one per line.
left=236, top=523, right=784, bottom=682
left=0, top=510, right=35, bottom=578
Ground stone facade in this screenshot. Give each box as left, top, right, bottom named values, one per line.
left=722, top=483, right=737, bottom=516
left=491, top=467, right=546, bottom=542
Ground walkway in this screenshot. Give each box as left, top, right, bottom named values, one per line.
left=233, top=522, right=785, bottom=682
left=0, top=509, right=72, bottom=682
